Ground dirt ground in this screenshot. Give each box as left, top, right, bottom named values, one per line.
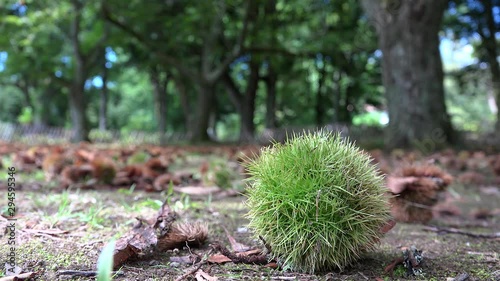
left=0, top=145, right=499, bottom=281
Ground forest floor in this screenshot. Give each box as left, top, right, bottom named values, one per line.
left=0, top=143, right=499, bottom=281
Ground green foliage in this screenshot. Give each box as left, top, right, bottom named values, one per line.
left=96, top=240, right=115, bottom=281
left=444, top=69, right=496, bottom=132
left=127, top=151, right=150, bottom=165
left=0, top=86, right=24, bottom=123
left=17, top=107, right=33, bottom=124
left=244, top=130, right=390, bottom=273
left=352, top=111, right=387, bottom=127
left=1, top=0, right=494, bottom=141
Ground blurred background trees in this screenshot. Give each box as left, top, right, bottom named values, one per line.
left=0, top=0, right=498, bottom=148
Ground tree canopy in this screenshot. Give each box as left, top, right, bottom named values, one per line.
left=0, top=0, right=498, bottom=148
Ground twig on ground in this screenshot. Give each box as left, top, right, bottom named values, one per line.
left=259, top=235, right=272, bottom=253
left=423, top=225, right=500, bottom=239
left=211, top=242, right=268, bottom=265
left=57, top=270, right=124, bottom=277
left=173, top=248, right=213, bottom=281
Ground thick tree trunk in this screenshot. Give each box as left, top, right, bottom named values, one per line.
left=362, top=0, right=455, bottom=149
left=69, top=0, right=90, bottom=142
left=70, top=53, right=89, bottom=142
left=189, top=82, right=215, bottom=142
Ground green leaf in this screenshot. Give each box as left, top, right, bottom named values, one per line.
left=96, top=240, right=115, bottom=281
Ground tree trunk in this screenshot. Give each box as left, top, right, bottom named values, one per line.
left=99, top=54, right=108, bottom=131
left=331, top=71, right=342, bottom=123
left=264, top=62, right=277, bottom=129
left=173, top=75, right=191, bottom=132
left=316, top=59, right=326, bottom=126
left=189, top=82, right=215, bottom=142
left=239, top=61, right=259, bottom=142
left=69, top=84, right=89, bottom=142
left=493, top=76, right=500, bottom=134
left=34, top=85, right=52, bottom=127
left=222, top=61, right=260, bottom=142
left=480, top=0, right=500, bottom=134
left=69, top=0, right=90, bottom=142
left=362, top=0, right=455, bottom=149
left=69, top=57, right=89, bottom=142
left=18, top=79, right=33, bottom=111
left=150, top=67, right=169, bottom=145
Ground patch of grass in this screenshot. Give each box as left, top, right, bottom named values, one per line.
left=136, top=198, right=164, bottom=210
left=117, top=184, right=136, bottom=195
left=470, top=268, right=493, bottom=280
left=78, top=205, right=106, bottom=229
left=46, top=191, right=76, bottom=227
left=393, top=265, right=407, bottom=277
left=127, top=150, right=150, bottom=164
left=13, top=239, right=95, bottom=271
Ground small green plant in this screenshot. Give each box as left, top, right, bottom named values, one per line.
left=127, top=151, right=150, bottom=164
left=17, top=106, right=33, bottom=124
left=78, top=205, right=105, bottom=229
left=96, top=240, right=115, bottom=281
left=117, top=184, right=136, bottom=195
left=137, top=198, right=163, bottom=210
left=46, top=191, right=76, bottom=227
left=245, top=130, right=391, bottom=273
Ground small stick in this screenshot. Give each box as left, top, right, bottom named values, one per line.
left=57, top=270, right=124, bottom=277
left=173, top=248, right=213, bottom=281
left=173, top=263, right=204, bottom=281
left=211, top=242, right=268, bottom=265
left=423, top=226, right=500, bottom=239
left=259, top=235, right=272, bottom=253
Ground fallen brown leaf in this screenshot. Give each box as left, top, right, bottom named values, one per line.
left=223, top=227, right=250, bottom=252
left=207, top=254, right=232, bottom=264
left=195, top=269, right=218, bottom=281
left=386, top=176, right=418, bottom=194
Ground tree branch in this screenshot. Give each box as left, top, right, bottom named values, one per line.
left=84, top=8, right=110, bottom=70
left=70, top=0, right=84, bottom=65
left=221, top=72, right=243, bottom=112
left=205, top=0, right=254, bottom=83
left=102, top=4, right=198, bottom=80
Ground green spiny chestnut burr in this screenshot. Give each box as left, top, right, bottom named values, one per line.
left=244, top=130, right=391, bottom=273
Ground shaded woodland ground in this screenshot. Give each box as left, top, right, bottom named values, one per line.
left=0, top=141, right=498, bottom=281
